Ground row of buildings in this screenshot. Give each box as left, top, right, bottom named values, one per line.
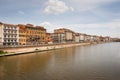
left=0, top=22, right=112, bottom=47
left=51, top=28, right=112, bottom=43
left=0, top=22, right=46, bottom=46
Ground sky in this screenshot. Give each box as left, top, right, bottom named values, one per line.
left=0, top=0, right=120, bottom=38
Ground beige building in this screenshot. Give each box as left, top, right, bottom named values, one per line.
left=54, top=28, right=74, bottom=43
left=84, top=34, right=90, bottom=42
left=74, top=33, right=80, bottom=42
left=0, top=22, right=3, bottom=46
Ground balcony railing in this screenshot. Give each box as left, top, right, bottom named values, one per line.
left=3, top=28, right=17, bottom=31
left=3, top=33, right=17, bottom=35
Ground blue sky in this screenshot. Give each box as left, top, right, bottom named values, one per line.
left=0, top=0, right=120, bottom=38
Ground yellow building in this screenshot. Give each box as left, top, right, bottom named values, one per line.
left=25, top=24, right=46, bottom=45
left=18, top=24, right=27, bottom=45
left=35, top=26, right=46, bottom=44
left=18, top=24, right=46, bottom=45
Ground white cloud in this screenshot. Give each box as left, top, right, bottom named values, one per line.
left=18, top=11, right=25, bottom=15
left=70, top=7, right=74, bottom=11
left=44, top=0, right=74, bottom=14
left=67, top=0, right=119, bottom=11
left=65, top=21, right=120, bottom=38
left=40, top=20, right=120, bottom=38
left=40, top=22, right=57, bottom=32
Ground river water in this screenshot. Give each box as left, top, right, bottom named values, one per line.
left=0, top=42, right=120, bottom=80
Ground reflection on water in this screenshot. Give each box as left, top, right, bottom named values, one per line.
left=0, top=42, right=120, bottom=80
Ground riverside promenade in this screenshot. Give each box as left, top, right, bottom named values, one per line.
left=0, top=42, right=91, bottom=57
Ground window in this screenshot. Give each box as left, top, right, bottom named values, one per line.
left=4, top=35, right=6, bottom=38
left=4, top=30, right=6, bottom=33
left=7, top=26, right=10, bottom=29
left=14, top=27, right=17, bottom=30
left=4, top=26, right=6, bottom=29
left=4, top=40, right=6, bottom=42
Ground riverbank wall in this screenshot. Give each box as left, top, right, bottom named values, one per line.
left=0, top=43, right=91, bottom=57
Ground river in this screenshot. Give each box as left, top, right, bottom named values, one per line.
left=0, top=42, right=120, bottom=80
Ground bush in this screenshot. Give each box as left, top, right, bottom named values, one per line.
left=0, top=50, right=7, bottom=54
left=35, top=48, right=39, bottom=51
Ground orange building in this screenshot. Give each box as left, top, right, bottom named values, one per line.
left=18, top=24, right=46, bottom=45
left=18, top=24, right=26, bottom=45
left=45, top=33, right=54, bottom=44
left=26, top=24, right=46, bottom=45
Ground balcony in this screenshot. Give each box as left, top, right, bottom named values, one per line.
left=3, top=28, right=17, bottom=31
left=3, top=33, right=17, bottom=35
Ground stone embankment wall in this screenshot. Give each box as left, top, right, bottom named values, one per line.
left=0, top=43, right=90, bottom=57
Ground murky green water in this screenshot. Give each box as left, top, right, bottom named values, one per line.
left=0, top=42, right=120, bottom=80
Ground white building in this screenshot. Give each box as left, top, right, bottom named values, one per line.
left=0, top=23, right=3, bottom=46
left=53, top=33, right=65, bottom=43
left=0, top=22, right=19, bottom=46
left=79, top=34, right=85, bottom=42
left=104, top=36, right=111, bottom=42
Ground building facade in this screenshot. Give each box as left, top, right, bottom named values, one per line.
left=0, top=22, right=19, bottom=46
left=26, top=24, right=46, bottom=45
left=0, top=22, right=3, bottom=46
left=0, top=22, right=113, bottom=47
left=18, top=24, right=26, bottom=45
left=53, top=33, right=65, bottom=43
left=18, top=24, right=46, bottom=45
left=84, top=35, right=91, bottom=42
left=54, top=28, right=74, bottom=43
left=45, top=33, right=54, bottom=44
left=74, top=33, right=80, bottom=43
left=104, top=36, right=111, bottom=42
left=79, top=34, right=85, bottom=42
